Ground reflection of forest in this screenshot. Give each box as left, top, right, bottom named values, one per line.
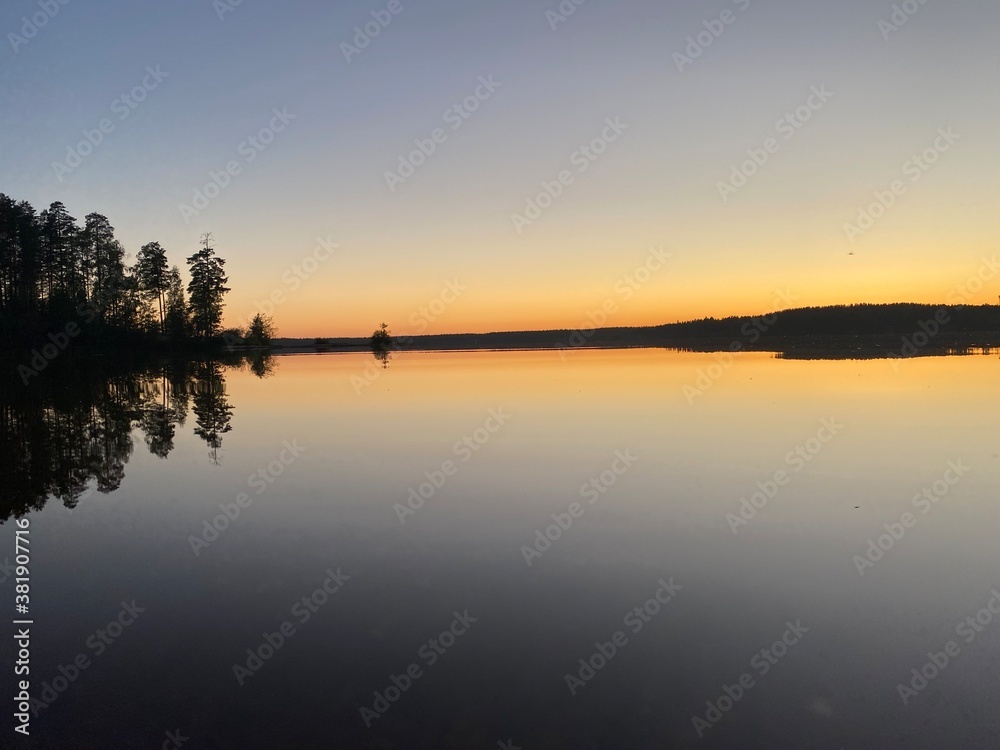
left=0, top=353, right=274, bottom=522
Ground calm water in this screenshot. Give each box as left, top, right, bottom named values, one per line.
left=2, top=349, right=999, bottom=749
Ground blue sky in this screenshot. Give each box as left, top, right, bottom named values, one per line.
left=2, top=0, right=998, bottom=335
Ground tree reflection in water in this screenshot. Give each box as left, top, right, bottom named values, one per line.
left=0, top=352, right=274, bottom=522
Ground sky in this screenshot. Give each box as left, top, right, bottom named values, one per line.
left=1, top=0, right=998, bottom=338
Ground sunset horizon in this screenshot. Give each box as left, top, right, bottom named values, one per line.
left=4, top=0, right=999, bottom=747
left=4, top=0, right=997, bottom=340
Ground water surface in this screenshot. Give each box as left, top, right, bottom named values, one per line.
left=3, top=349, right=999, bottom=749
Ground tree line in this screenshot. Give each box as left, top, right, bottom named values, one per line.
left=0, top=193, right=269, bottom=349
left=656, top=303, right=1000, bottom=340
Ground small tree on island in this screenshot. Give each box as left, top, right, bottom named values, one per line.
left=245, top=313, right=276, bottom=347
left=371, top=323, right=392, bottom=351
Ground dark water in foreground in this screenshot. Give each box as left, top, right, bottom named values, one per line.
left=1, top=349, right=999, bottom=749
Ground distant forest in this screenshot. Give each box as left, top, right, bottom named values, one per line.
left=657, top=303, right=1000, bottom=341
left=0, top=193, right=268, bottom=350
left=298, top=303, right=1000, bottom=357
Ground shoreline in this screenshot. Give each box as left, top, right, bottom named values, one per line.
left=267, top=333, right=1000, bottom=361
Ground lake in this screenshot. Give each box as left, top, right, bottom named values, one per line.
left=2, top=348, right=999, bottom=749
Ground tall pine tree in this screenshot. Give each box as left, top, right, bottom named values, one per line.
left=186, top=234, right=230, bottom=338
left=135, top=242, right=169, bottom=332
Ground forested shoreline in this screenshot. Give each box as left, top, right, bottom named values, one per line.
left=0, top=193, right=271, bottom=353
